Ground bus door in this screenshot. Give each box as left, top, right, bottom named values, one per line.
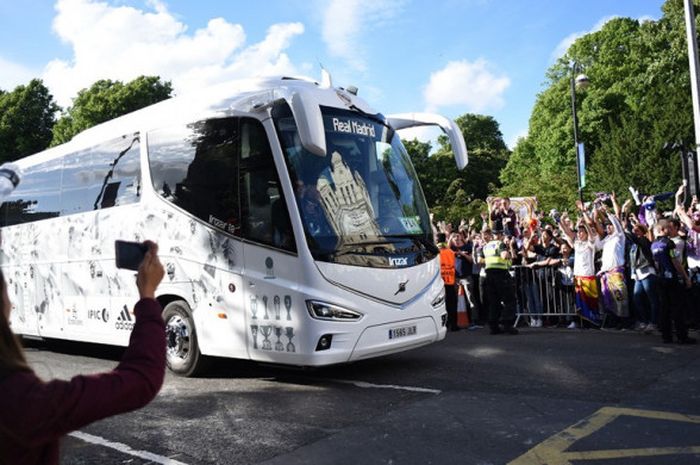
left=240, top=118, right=300, bottom=361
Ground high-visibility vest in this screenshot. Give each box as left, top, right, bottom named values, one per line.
left=439, top=248, right=456, bottom=285
left=483, top=240, right=510, bottom=270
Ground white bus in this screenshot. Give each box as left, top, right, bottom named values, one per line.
left=0, top=74, right=467, bottom=376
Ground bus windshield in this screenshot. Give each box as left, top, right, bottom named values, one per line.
left=273, top=104, right=436, bottom=267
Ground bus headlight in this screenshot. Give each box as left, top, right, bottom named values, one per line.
left=306, top=300, right=363, bottom=321
left=431, top=291, right=445, bottom=309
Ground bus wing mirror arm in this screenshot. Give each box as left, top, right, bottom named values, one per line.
left=287, top=90, right=327, bottom=157
left=239, top=88, right=326, bottom=157
left=386, top=113, right=468, bottom=170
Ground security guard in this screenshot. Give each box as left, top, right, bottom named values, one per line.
left=437, top=232, right=459, bottom=331
left=479, top=227, right=519, bottom=335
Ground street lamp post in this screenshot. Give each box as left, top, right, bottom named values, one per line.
left=684, top=0, right=700, bottom=199
left=570, top=62, right=589, bottom=203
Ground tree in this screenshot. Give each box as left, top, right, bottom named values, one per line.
left=0, top=79, right=59, bottom=162
left=500, top=1, right=695, bottom=211
left=403, top=113, right=509, bottom=225
left=403, top=138, right=452, bottom=207
left=52, top=75, right=173, bottom=145
left=441, top=114, right=509, bottom=202
left=442, top=114, right=508, bottom=153
left=431, top=178, right=487, bottom=226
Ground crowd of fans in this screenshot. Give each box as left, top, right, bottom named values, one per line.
left=434, top=183, right=700, bottom=344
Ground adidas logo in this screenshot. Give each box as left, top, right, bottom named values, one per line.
left=115, top=305, right=134, bottom=331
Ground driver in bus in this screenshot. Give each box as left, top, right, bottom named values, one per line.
left=296, top=179, right=326, bottom=236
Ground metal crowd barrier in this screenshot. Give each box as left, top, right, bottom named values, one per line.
left=511, top=265, right=578, bottom=326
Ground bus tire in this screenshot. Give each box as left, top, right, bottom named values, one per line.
left=163, top=300, right=208, bottom=377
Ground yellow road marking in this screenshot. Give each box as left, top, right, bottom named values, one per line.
left=509, top=407, right=700, bottom=465
left=565, top=446, right=700, bottom=460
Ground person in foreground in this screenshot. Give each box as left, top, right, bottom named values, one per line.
left=0, top=241, right=166, bottom=465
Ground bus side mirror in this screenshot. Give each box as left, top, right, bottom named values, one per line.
left=386, top=113, right=468, bottom=170
left=0, top=163, right=21, bottom=202
left=288, top=90, right=327, bottom=157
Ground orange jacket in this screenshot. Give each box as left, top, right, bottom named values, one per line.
left=439, top=248, right=456, bottom=285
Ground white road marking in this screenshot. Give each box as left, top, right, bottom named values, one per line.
left=331, top=379, right=441, bottom=394
left=69, top=431, right=189, bottom=465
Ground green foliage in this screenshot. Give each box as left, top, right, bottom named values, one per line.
left=501, top=0, right=696, bottom=211
left=51, top=75, right=173, bottom=145
left=403, top=113, right=509, bottom=225
left=432, top=198, right=487, bottom=229
left=437, top=114, right=508, bottom=153
left=0, top=79, right=59, bottom=162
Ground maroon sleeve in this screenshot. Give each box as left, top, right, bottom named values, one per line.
left=0, top=298, right=165, bottom=448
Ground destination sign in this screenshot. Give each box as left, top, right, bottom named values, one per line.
left=331, top=117, right=376, bottom=137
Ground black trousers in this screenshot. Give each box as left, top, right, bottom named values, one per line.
left=483, top=269, right=517, bottom=329
left=479, top=274, right=489, bottom=324
left=690, top=274, right=700, bottom=328
left=445, top=284, right=458, bottom=330
left=658, top=278, right=688, bottom=341
left=467, top=274, right=482, bottom=323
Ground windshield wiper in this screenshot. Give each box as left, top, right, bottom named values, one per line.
left=330, top=240, right=398, bottom=258
left=331, top=235, right=434, bottom=257
left=380, top=234, right=438, bottom=254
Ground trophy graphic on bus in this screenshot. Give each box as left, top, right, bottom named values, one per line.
left=273, top=295, right=281, bottom=320
left=285, top=327, right=296, bottom=352
left=261, top=325, right=272, bottom=350
left=250, top=295, right=258, bottom=320
left=284, top=295, right=292, bottom=321
left=262, top=295, right=269, bottom=319
left=274, top=326, right=284, bottom=351
left=250, top=324, right=259, bottom=349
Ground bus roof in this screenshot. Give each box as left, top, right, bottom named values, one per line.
left=17, top=75, right=377, bottom=168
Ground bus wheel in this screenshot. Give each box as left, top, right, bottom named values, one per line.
left=163, top=300, right=207, bottom=377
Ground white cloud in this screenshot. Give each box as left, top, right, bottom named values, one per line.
left=321, top=0, right=404, bottom=71
left=43, top=0, right=305, bottom=107
left=396, top=126, right=442, bottom=145
left=551, top=15, right=620, bottom=60
left=551, top=31, right=583, bottom=62
left=423, top=59, right=510, bottom=113
left=0, top=56, right=37, bottom=91
left=395, top=126, right=447, bottom=156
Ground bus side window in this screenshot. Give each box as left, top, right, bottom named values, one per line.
left=239, top=119, right=295, bottom=252
left=61, top=134, right=141, bottom=215
left=148, top=118, right=240, bottom=235
left=1, top=158, right=63, bottom=226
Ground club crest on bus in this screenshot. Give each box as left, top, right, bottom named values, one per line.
left=394, top=280, right=409, bottom=295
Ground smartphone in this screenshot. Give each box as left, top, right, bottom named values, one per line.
left=115, top=240, right=148, bottom=270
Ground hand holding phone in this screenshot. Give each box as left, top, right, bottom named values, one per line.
left=115, top=240, right=149, bottom=270
left=135, top=241, right=164, bottom=299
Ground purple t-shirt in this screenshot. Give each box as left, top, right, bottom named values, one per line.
left=651, top=236, right=679, bottom=280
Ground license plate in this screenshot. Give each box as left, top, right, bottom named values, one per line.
left=388, top=325, right=417, bottom=340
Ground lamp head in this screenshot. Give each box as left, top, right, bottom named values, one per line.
left=575, top=73, right=590, bottom=90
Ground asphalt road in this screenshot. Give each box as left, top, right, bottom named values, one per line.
left=22, top=326, right=700, bottom=465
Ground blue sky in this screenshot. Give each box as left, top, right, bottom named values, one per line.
left=0, top=0, right=664, bottom=149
